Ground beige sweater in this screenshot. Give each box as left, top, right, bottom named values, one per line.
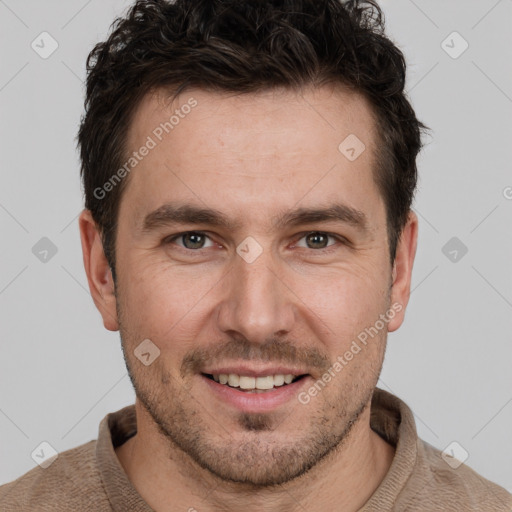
left=1, top=388, right=510, bottom=511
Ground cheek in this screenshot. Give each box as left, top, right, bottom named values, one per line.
left=117, top=244, right=391, bottom=354
left=118, top=257, right=222, bottom=340
left=298, top=268, right=390, bottom=345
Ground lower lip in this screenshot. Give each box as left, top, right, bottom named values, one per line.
left=200, top=375, right=310, bottom=413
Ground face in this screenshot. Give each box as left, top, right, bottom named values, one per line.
left=81, top=85, right=416, bottom=487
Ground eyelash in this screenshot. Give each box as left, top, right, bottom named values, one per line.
left=164, top=231, right=347, bottom=254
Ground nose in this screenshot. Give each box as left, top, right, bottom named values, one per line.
left=215, top=245, right=296, bottom=344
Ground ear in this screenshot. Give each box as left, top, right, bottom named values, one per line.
left=79, top=209, right=119, bottom=331
left=387, top=210, right=418, bottom=332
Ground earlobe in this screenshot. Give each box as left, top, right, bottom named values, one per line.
left=387, top=210, right=418, bottom=333
left=79, top=209, right=119, bottom=331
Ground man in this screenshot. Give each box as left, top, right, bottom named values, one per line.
left=1, top=0, right=511, bottom=510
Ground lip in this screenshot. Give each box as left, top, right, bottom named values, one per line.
left=201, top=365, right=308, bottom=378
left=200, top=373, right=311, bottom=413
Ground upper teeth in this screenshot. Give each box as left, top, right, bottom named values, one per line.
left=212, top=373, right=295, bottom=390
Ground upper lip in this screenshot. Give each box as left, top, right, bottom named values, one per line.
left=201, top=364, right=309, bottom=378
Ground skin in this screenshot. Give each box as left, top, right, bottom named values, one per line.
left=79, top=84, right=418, bottom=512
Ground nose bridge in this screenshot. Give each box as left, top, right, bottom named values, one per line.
left=216, top=241, right=294, bottom=342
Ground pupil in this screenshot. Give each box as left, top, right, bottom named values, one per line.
left=182, top=232, right=327, bottom=250
left=184, top=232, right=204, bottom=249
left=307, top=232, right=327, bottom=249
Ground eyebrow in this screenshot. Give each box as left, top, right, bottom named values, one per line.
left=141, top=201, right=368, bottom=234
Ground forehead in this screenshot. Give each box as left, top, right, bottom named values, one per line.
left=120, top=85, right=384, bottom=232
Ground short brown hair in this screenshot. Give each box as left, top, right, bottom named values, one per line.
left=78, top=0, right=429, bottom=280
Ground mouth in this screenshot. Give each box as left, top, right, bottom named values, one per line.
left=202, top=372, right=308, bottom=393
left=200, top=371, right=311, bottom=413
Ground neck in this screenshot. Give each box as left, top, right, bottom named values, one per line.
left=115, top=398, right=395, bottom=512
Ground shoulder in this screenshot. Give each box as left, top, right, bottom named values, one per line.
left=0, top=439, right=112, bottom=512
left=401, top=438, right=512, bottom=511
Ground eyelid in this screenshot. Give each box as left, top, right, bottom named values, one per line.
left=292, top=231, right=344, bottom=249
left=165, top=230, right=215, bottom=249
left=164, top=230, right=348, bottom=252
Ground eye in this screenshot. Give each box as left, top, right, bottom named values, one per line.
left=164, top=230, right=345, bottom=253
left=165, top=231, right=215, bottom=250
left=294, top=231, right=343, bottom=251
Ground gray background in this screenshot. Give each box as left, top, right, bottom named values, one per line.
left=1, top=0, right=511, bottom=491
